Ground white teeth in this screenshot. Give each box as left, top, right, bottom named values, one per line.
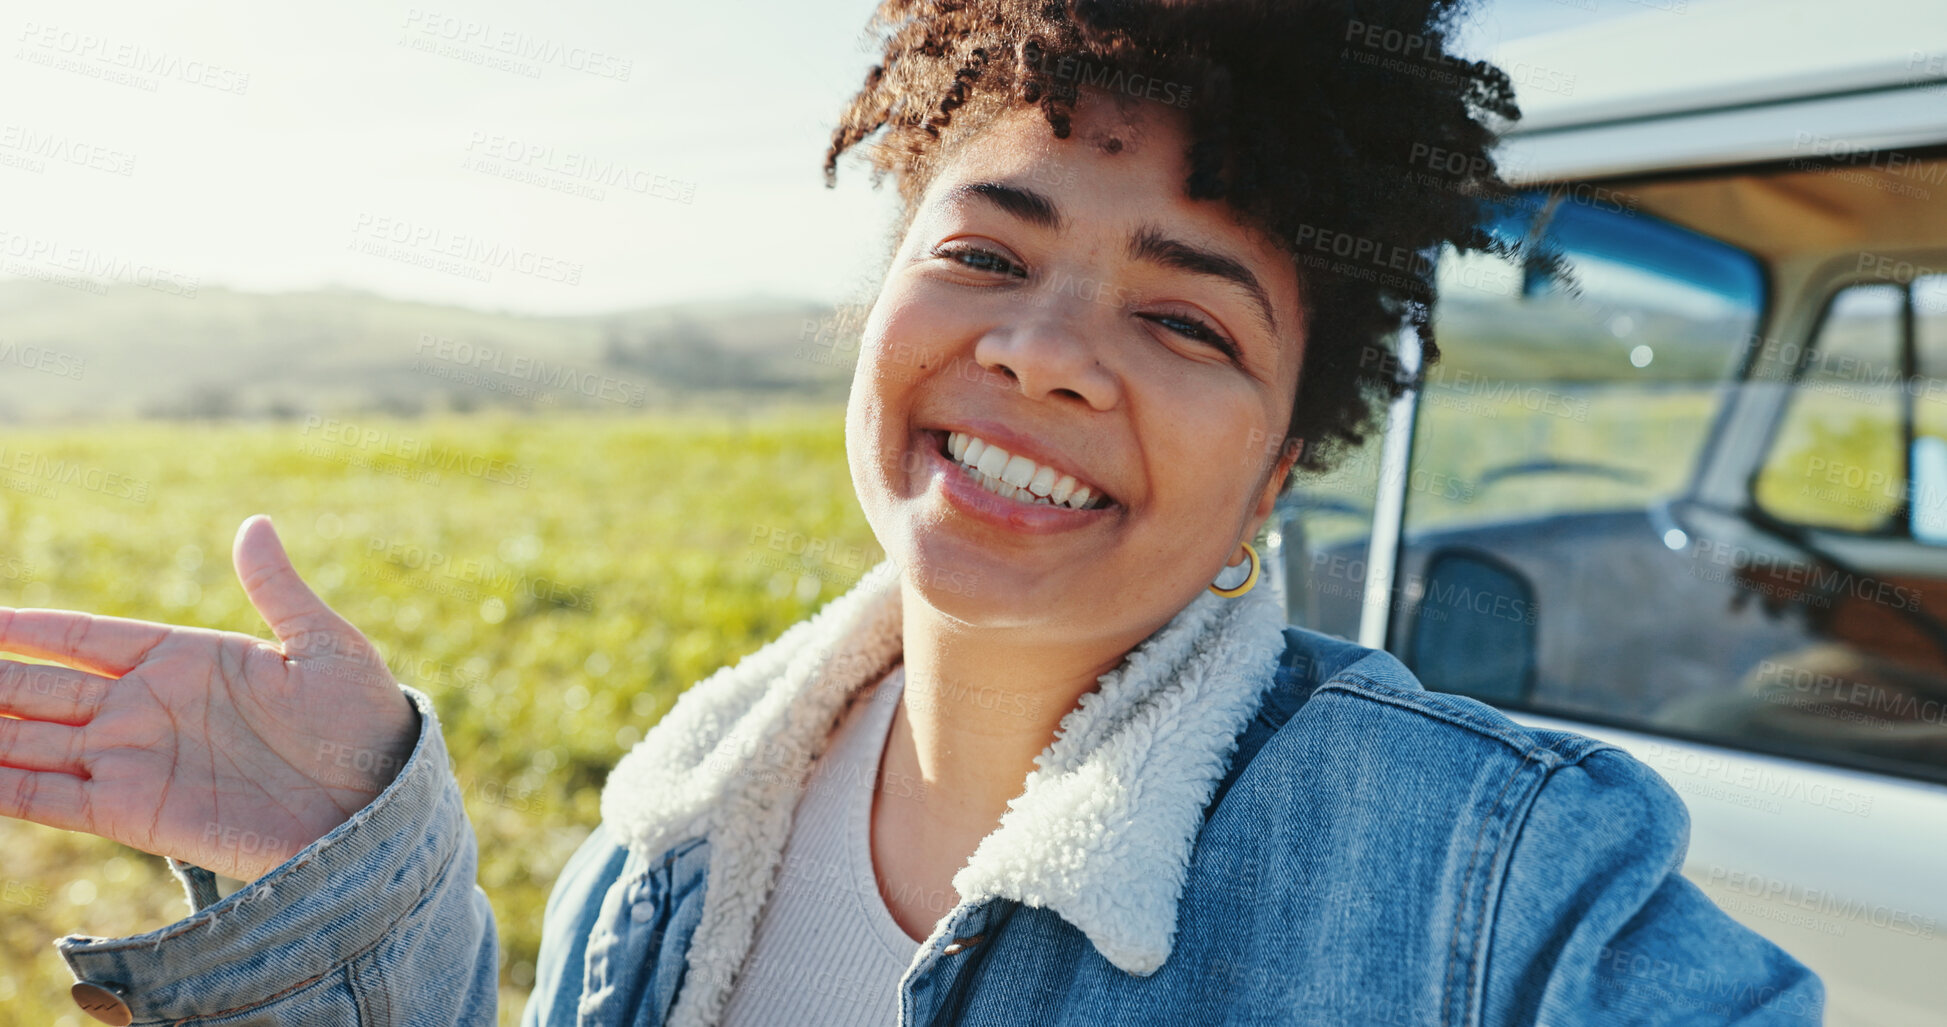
left=1028, top=466, right=1057, bottom=497
left=1001, top=454, right=1036, bottom=488
left=977, top=470, right=1039, bottom=504
left=941, top=430, right=1107, bottom=509
left=967, top=465, right=1082, bottom=507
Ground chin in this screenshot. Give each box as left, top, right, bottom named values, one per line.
left=894, top=537, right=1027, bottom=622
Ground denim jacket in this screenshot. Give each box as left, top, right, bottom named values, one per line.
left=56, top=559, right=1823, bottom=1025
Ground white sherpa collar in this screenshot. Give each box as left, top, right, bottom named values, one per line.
left=599, top=557, right=1290, bottom=1027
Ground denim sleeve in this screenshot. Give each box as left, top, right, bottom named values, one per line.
left=54, top=684, right=501, bottom=1025
left=1483, top=747, right=1825, bottom=1026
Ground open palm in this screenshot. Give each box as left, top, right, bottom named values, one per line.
left=0, top=515, right=420, bottom=883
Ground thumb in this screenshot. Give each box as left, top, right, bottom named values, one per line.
left=234, top=514, right=357, bottom=655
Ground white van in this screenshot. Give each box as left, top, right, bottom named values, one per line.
left=1267, top=2, right=1947, bottom=1023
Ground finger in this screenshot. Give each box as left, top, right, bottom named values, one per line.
left=233, top=515, right=359, bottom=655
left=0, top=659, right=111, bottom=724
left=0, top=765, right=89, bottom=833
left=0, top=716, right=87, bottom=775
left=0, top=606, right=171, bottom=678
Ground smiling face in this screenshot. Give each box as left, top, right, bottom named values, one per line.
left=846, top=88, right=1307, bottom=640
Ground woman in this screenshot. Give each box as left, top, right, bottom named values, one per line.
left=1, top=1, right=1822, bottom=1024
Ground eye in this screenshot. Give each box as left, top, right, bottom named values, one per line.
left=1140, top=312, right=1243, bottom=362
left=930, top=241, right=1247, bottom=366
left=932, top=243, right=1027, bottom=279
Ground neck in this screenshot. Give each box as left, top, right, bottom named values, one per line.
left=883, top=584, right=1161, bottom=837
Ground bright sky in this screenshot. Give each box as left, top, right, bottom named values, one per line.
left=7, top=0, right=1678, bottom=316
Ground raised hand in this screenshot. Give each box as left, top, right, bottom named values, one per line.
left=0, top=515, right=420, bottom=883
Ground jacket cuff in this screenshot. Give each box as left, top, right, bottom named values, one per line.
left=54, top=684, right=471, bottom=1022
left=164, top=857, right=223, bottom=913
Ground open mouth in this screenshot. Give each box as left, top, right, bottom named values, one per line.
left=930, top=429, right=1114, bottom=510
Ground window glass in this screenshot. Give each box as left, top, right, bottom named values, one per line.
left=1396, top=186, right=1947, bottom=779
left=1410, top=200, right=1756, bottom=538
left=1277, top=427, right=1382, bottom=640
left=1918, top=273, right=1947, bottom=359
left=1910, top=275, right=1947, bottom=542
left=1401, top=193, right=1762, bottom=716
left=1753, top=284, right=1905, bottom=532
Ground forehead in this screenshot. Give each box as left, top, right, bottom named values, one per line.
left=927, top=90, right=1297, bottom=268
left=918, top=89, right=1308, bottom=363
left=934, top=92, right=1188, bottom=196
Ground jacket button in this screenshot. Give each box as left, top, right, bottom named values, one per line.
left=70, top=982, right=133, bottom=1026
left=629, top=900, right=656, bottom=923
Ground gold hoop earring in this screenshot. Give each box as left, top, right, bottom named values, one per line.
left=1208, top=542, right=1260, bottom=598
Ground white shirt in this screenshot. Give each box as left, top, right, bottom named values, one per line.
left=720, top=665, right=921, bottom=1026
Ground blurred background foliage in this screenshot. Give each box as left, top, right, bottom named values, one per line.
left=0, top=405, right=880, bottom=1024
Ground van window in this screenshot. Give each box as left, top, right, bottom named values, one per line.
left=1277, top=429, right=1383, bottom=640
left=1754, top=283, right=1905, bottom=532
left=1912, top=275, right=1947, bottom=542
left=1409, top=199, right=1758, bottom=538
left=1395, top=185, right=1947, bottom=779
left=1395, top=192, right=1761, bottom=709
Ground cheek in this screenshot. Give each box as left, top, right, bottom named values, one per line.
left=1140, top=379, right=1276, bottom=511
left=859, top=292, right=958, bottom=380
left=845, top=302, right=948, bottom=492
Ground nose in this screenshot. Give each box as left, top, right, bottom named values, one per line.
left=969, top=297, right=1121, bottom=411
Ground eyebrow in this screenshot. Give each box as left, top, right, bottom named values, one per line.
left=942, top=180, right=1280, bottom=336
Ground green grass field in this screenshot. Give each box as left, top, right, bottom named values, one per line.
left=0, top=384, right=1887, bottom=1024
left=0, top=404, right=880, bottom=1025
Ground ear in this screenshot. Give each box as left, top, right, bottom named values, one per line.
left=1241, top=436, right=1304, bottom=544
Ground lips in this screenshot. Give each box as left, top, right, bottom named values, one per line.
left=922, top=424, right=1121, bottom=506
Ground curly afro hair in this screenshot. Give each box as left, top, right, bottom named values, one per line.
left=822, top=0, right=1551, bottom=486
